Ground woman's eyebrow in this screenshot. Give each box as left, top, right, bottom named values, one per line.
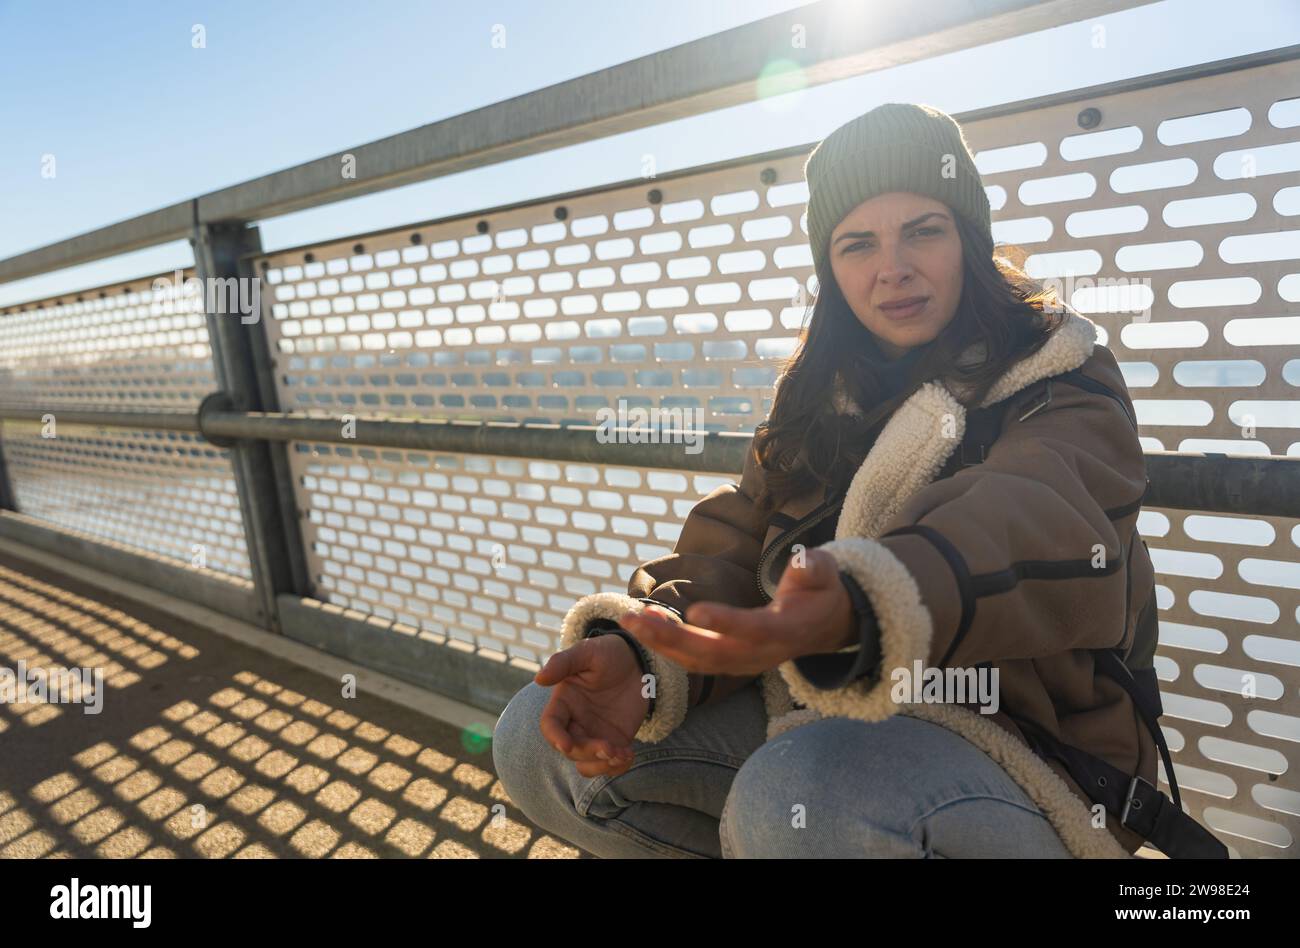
left=833, top=211, right=951, bottom=244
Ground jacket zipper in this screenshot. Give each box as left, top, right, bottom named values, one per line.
left=754, top=489, right=845, bottom=602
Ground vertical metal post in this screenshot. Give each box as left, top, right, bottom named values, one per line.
left=192, top=220, right=310, bottom=633
left=0, top=427, right=15, bottom=511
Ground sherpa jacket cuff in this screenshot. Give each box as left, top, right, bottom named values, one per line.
left=559, top=592, right=691, bottom=743
left=790, top=571, right=882, bottom=689
left=777, top=537, right=934, bottom=720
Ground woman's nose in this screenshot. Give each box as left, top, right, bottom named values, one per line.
left=873, top=240, right=915, bottom=283
left=877, top=254, right=915, bottom=286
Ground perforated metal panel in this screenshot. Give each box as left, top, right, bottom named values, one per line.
left=962, top=60, right=1300, bottom=457
left=288, top=440, right=729, bottom=655
left=257, top=163, right=813, bottom=428
left=0, top=272, right=251, bottom=580
left=0, top=424, right=252, bottom=580
left=0, top=271, right=216, bottom=411
left=1134, top=506, right=1299, bottom=857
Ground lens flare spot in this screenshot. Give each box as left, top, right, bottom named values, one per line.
left=461, top=722, right=493, bottom=755
left=756, top=60, right=808, bottom=112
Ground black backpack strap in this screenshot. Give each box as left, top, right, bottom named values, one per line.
left=947, top=364, right=1136, bottom=477
left=1016, top=718, right=1227, bottom=858
left=1095, top=648, right=1180, bottom=809
left=1055, top=367, right=1138, bottom=430
left=959, top=403, right=1003, bottom=466
left=1012, top=653, right=1229, bottom=859
left=949, top=378, right=1054, bottom=473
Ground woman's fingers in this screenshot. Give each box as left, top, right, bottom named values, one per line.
left=570, top=720, right=634, bottom=763
left=563, top=736, right=632, bottom=770
left=639, top=603, right=679, bottom=623
left=534, top=646, right=580, bottom=686
left=544, top=727, right=614, bottom=764
left=538, top=699, right=577, bottom=755
left=569, top=718, right=617, bottom=753
left=623, top=604, right=746, bottom=656
left=573, top=755, right=634, bottom=778
left=684, top=601, right=769, bottom=638
left=539, top=694, right=596, bottom=759
left=568, top=719, right=618, bottom=760
left=623, top=608, right=759, bottom=673
left=539, top=697, right=629, bottom=765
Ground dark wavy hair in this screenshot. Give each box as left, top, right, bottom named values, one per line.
left=750, top=213, right=1067, bottom=516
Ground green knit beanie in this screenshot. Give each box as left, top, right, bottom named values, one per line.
left=803, top=102, right=993, bottom=279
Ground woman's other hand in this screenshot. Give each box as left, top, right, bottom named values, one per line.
left=533, top=630, right=654, bottom=778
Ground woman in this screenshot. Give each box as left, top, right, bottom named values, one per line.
left=491, top=103, right=1223, bottom=859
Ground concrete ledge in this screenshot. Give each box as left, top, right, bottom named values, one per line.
left=277, top=593, right=537, bottom=719
left=0, top=510, right=263, bottom=626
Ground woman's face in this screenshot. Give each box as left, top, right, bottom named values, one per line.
left=827, top=191, right=964, bottom=360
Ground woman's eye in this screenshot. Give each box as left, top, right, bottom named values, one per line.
left=844, top=228, right=940, bottom=253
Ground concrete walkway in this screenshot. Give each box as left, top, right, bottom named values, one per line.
left=0, top=551, right=583, bottom=859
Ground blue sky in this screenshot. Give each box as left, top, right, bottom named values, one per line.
left=2, top=0, right=1299, bottom=307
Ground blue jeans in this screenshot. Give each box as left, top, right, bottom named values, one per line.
left=491, top=677, right=1072, bottom=858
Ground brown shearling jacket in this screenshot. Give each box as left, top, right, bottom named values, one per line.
left=559, top=308, right=1216, bottom=859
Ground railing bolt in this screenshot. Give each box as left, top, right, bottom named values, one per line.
left=1077, top=107, right=1102, bottom=129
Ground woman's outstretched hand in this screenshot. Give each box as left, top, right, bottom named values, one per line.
left=533, top=628, right=655, bottom=778
left=529, top=551, right=856, bottom=778
left=618, top=547, right=856, bottom=677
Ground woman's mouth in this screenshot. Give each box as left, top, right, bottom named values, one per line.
left=879, top=296, right=929, bottom=320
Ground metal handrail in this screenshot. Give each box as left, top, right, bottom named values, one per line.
left=0, top=0, right=1164, bottom=292
left=0, top=407, right=201, bottom=432
left=2, top=399, right=1296, bottom=517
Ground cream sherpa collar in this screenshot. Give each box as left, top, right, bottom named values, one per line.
left=831, top=309, right=1097, bottom=540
